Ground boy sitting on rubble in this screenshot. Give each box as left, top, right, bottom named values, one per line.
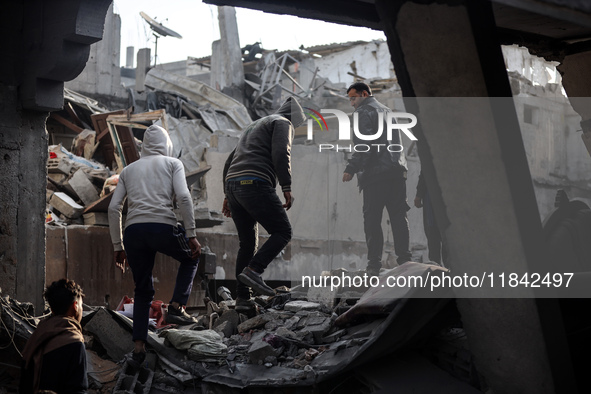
left=20, top=279, right=88, bottom=394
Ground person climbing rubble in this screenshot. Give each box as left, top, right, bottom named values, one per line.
left=108, top=124, right=202, bottom=367
left=222, top=96, right=306, bottom=310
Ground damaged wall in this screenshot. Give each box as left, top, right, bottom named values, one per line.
left=503, top=45, right=591, bottom=219
left=0, top=84, right=48, bottom=311
left=313, top=40, right=395, bottom=86
left=0, top=0, right=115, bottom=311
left=64, top=3, right=125, bottom=99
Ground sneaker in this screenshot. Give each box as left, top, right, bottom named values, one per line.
left=166, top=304, right=198, bottom=325
left=238, top=267, right=276, bottom=296
left=366, top=266, right=381, bottom=277
left=126, top=350, right=146, bottom=370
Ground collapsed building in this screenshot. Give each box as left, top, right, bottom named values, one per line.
left=2, top=0, right=591, bottom=392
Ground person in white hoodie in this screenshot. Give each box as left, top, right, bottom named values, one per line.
left=108, top=124, right=201, bottom=366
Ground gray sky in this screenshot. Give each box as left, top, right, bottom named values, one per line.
left=113, top=0, right=386, bottom=67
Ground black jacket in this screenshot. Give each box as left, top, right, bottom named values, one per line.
left=344, top=96, right=408, bottom=190
left=223, top=97, right=306, bottom=192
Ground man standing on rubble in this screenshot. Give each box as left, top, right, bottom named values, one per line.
left=20, top=279, right=87, bottom=393
left=343, top=82, right=412, bottom=276
left=222, top=97, right=306, bottom=307
left=108, top=124, right=201, bottom=366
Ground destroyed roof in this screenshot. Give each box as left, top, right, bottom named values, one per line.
left=304, top=39, right=385, bottom=56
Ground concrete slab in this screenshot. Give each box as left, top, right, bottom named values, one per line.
left=83, top=307, right=133, bottom=362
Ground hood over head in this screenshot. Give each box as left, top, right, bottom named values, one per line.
left=141, top=124, right=174, bottom=157
left=275, top=96, right=306, bottom=128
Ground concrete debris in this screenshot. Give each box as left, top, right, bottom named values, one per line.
left=82, top=212, right=109, bottom=226
left=284, top=300, right=322, bottom=312
left=68, top=169, right=100, bottom=206
left=83, top=308, right=133, bottom=363
left=49, top=192, right=85, bottom=219
left=113, top=352, right=156, bottom=394
left=144, top=68, right=252, bottom=130
left=86, top=349, right=119, bottom=389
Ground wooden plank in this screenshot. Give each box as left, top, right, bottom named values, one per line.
left=107, top=123, right=126, bottom=171
left=91, top=110, right=125, bottom=170
left=82, top=191, right=120, bottom=214
left=50, top=113, right=83, bottom=134
left=106, top=109, right=166, bottom=122
left=65, top=102, right=84, bottom=128
left=181, top=103, right=198, bottom=120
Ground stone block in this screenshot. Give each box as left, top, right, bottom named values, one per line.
left=83, top=212, right=109, bottom=226
left=237, top=314, right=273, bottom=333
left=47, top=173, right=67, bottom=184
left=275, top=327, right=297, bottom=340
left=284, top=301, right=321, bottom=313
left=283, top=316, right=300, bottom=331
left=307, top=284, right=338, bottom=308
left=50, top=192, right=84, bottom=218
left=248, top=340, right=277, bottom=365
left=83, top=308, right=133, bottom=362
left=47, top=158, right=72, bottom=175
left=213, top=321, right=232, bottom=338
left=213, top=309, right=239, bottom=337
left=68, top=169, right=99, bottom=205
left=306, top=318, right=332, bottom=343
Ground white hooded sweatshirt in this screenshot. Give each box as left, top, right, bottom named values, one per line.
left=108, top=125, right=196, bottom=251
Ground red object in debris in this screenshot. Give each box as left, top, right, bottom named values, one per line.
left=49, top=152, right=57, bottom=159
left=115, top=296, right=171, bottom=328
left=150, top=300, right=169, bottom=328
left=116, top=295, right=134, bottom=311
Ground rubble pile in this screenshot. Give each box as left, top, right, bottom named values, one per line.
left=0, top=263, right=486, bottom=391
left=45, top=74, right=252, bottom=228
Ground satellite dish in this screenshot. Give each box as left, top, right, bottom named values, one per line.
left=140, top=12, right=182, bottom=66
left=140, top=12, right=182, bottom=38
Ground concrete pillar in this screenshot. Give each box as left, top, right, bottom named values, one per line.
left=210, top=40, right=223, bottom=90
left=65, top=2, right=122, bottom=97
left=136, top=48, right=152, bottom=92
left=375, top=0, right=574, bottom=392
left=0, top=83, right=48, bottom=311
left=210, top=6, right=244, bottom=100
left=126, top=46, right=135, bottom=69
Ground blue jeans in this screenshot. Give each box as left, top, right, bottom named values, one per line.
left=225, top=180, right=292, bottom=299
left=123, top=223, right=199, bottom=342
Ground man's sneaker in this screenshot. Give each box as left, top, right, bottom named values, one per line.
left=366, top=266, right=381, bottom=277
left=166, top=304, right=198, bottom=325
left=125, top=350, right=146, bottom=370
left=238, top=268, right=276, bottom=296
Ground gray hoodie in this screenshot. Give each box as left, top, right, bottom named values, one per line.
left=223, top=97, right=306, bottom=192
left=108, top=125, right=195, bottom=251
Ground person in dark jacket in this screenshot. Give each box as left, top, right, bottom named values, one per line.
left=414, top=170, right=448, bottom=266
left=222, top=97, right=306, bottom=305
left=20, top=279, right=87, bottom=394
left=343, top=82, right=412, bottom=276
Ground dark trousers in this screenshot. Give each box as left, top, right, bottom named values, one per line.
left=362, top=176, right=411, bottom=269
left=225, top=180, right=292, bottom=300
left=422, top=191, right=448, bottom=266
left=123, top=223, right=199, bottom=342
